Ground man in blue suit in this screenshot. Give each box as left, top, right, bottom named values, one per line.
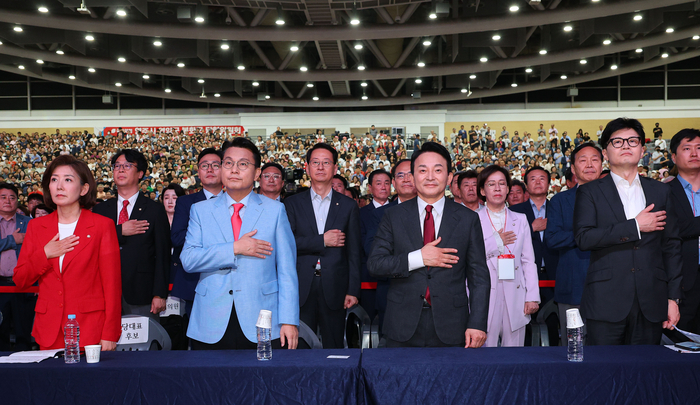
left=0, top=183, right=32, bottom=350
left=545, top=142, right=603, bottom=337
left=171, top=148, right=224, bottom=316
left=181, top=138, right=299, bottom=350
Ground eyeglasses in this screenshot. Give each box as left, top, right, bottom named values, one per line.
left=261, top=173, right=282, bottom=181
left=608, top=137, right=641, bottom=148
left=198, top=162, right=221, bottom=171
left=485, top=181, right=508, bottom=188
left=309, top=160, right=333, bottom=168
left=222, top=159, right=252, bottom=171
left=113, top=163, right=135, bottom=171
left=394, top=172, right=411, bottom=180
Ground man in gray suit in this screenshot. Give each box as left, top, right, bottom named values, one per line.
left=368, top=142, right=491, bottom=348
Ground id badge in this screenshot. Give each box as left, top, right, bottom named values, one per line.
left=498, top=254, right=515, bottom=280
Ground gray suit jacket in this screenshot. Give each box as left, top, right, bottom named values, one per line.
left=368, top=197, right=491, bottom=345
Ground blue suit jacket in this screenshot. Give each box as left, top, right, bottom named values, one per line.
left=181, top=192, right=299, bottom=343
left=544, top=186, right=590, bottom=305
left=510, top=200, right=559, bottom=279
left=170, top=190, right=207, bottom=301
left=0, top=213, right=30, bottom=261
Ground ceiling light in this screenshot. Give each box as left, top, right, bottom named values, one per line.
left=116, top=9, right=127, bottom=17
left=177, top=62, right=185, bottom=67
left=480, top=57, right=488, bottom=62
left=265, top=95, right=270, bottom=99
left=603, top=39, right=612, bottom=45
left=214, top=93, right=221, bottom=97
left=165, top=88, right=171, bottom=93
left=194, top=16, right=205, bottom=23
left=417, top=62, right=425, bottom=67
left=415, top=78, right=422, bottom=84
left=361, top=82, right=368, bottom=87
left=118, top=57, right=126, bottom=62
left=88, top=68, right=95, bottom=73
left=68, top=75, right=75, bottom=80
left=635, top=48, right=643, bottom=53
left=142, top=74, right=149, bottom=79
left=237, top=65, right=245, bottom=70
left=539, top=49, right=547, bottom=55
left=199, top=92, right=207, bottom=99
left=357, top=65, right=365, bottom=70
left=666, top=28, right=674, bottom=33
left=18, top=65, right=24, bottom=70
left=307, top=83, right=314, bottom=88
left=362, top=95, right=369, bottom=100
left=563, top=25, right=573, bottom=32
left=115, top=82, right=122, bottom=87
left=693, top=35, right=700, bottom=40
left=38, top=7, right=49, bottom=13
left=252, top=81, right=260, bottom=86
left=633, top=14, right=642, bottom=21
left=461, top=88, right=468, bottom=93
left=276, top=18, right=285, bottom=25
left=350, top=17, right=360, bottom=25
left=85, top=34, right=94, bottom=41
left=511, top=83, right=518, bottom=87
left=469, top=74, right=477, bottom=79
left=36, top=59, right=44, bottom=64
left=354, top=43, right=363, bottom=50
left=275, top=6, right=285, bottom=25
left=580, top=59, right=587, bottom=64
left=560, top=75, right=567, bottom=79
left=611, top=64, right=618, bottom=70
left=509, top=5, right=519, bottom=12
left=661, top=53, right=669, bottom=58
left=221, top=43, right=230, bottom=50
left=0, top=41, right=2, bottom=45
left=492, top=35, right=501, bottom=41
left=525, top=67, right=533, bottom=73
left=429, top=13, right=437, bottom=19
left=300, top=66, right=308, bottom=72
left=423, top=39, right=432, bottom=46
left=13, top=26, right=22, bottom=32
left=56, top=49, right=64, bottom=55
left=592, top=0, right=600, bottom=2
left=313, top=96, right=319, bottom=101
left=153, top=40, right=162, bottom=46
left=290, top=45, right=299, bottom=52
left=198, top=79, right=205, bottom=83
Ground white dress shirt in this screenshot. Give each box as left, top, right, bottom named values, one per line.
left=407, top=196, right=446, bottom=271
left=58, top=219, right=78, bottom=272
left=609, top=171, right=646, bottom=238
left=310, top=187, right=332, bottom=235
left=225, top=191, right=251, bottom=221
left=372, top=199, right=389, bottom=209
left=202, top=188, right=223, bottom=200
left=117, top=192, right=139, bottom=220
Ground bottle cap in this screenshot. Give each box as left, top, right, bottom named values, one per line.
left=566, top=308, right=584, bottom=328
left=256, top=309, right=272, bottom=328
left=68, top=314, right=76, bottom=320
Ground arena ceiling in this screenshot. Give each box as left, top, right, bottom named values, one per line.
left=0, top=0, right=699, bottom=108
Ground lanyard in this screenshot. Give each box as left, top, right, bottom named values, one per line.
left=486, top=208, right=512, bottom=254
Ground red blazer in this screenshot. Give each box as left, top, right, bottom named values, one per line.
left=13, top=209, right=122, bottom=349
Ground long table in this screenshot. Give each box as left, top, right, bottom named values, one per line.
left=360, top=346, right=700, bottom=405
left=1, top=349, right=361, bottom=405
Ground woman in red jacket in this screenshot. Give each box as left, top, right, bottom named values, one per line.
left=14, top=155, right=122, bottom=350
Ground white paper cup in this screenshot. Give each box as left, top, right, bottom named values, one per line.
left=85, top=345, right=101, bottom=363
left=566, top=308, right=584, bottom=329
left=256, top=309, right=272, bottom=328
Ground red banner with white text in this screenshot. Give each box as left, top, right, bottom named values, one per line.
left=102, top=126, right=245, bottom=136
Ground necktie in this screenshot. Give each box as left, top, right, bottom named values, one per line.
left=231, top=203, right=244, bottom=241
left=423, top=205, right=435, bottom=305
left=118, top=200, right=129, bottom=225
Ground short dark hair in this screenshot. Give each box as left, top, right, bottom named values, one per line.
left=0, top=183, right=18, bottom=197
left=332, top=174, right=348, bottom=189
left=27, top=193, right=44, bottom=203
left=571, top=142, right=603, bottom=163
left=159, top=183, right=185, bottom=202
left=197, top=147, right=223, bottom=164
left=222, top=137, right=262, bottom=168
left=523, top=166, right=551, bottom=185
left=564, top=167, right=574, bottom=182
left=476, top=165, right=512, bottom=202
left=306, top=143, right=338, bottom=164
left=457, top=170, right=478, bottom=188
left=599, top=117, right=646, bottom=150
left=391, top=159, right=411, bottom=178
left=346, top=186, right=360, bottom=199
left=42, top=155, right=97, bottom=210
left=411, top=142, right=452, bottom=173
left=31, top=203, right=53, bottom=218
left=511, top=179, right=526, bottom=194
left=111, top=149, right=148, bottom=180
left=670, top=129, right=700, bottom=154
left=261, top=162, right=285, bottom=177
left=368, top=169, right=392, bottom=185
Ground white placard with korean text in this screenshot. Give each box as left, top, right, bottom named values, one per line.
left=117, top=316, right=150, bottom=345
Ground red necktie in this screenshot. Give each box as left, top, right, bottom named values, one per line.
left=423, top=205, right=435, bottom=305
left=118, top=200, right=129, bottom=225
left=231, top=203, right=244, bottom=241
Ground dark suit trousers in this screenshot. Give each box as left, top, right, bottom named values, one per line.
left=0, top=277, right=36, bottom=351
left=679, top=266, right=700, bottom=334
left=300, top=275, right=345, bottom=349
left=385, top=307, right=462, bottom=348
left=586, top=293, right=662, bottom=345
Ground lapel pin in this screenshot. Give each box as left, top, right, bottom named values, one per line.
left=87, top=235, right=91, bottom=238
left=138, top=208, right=142, bottom=211
left=336, top=202, right=339, bottom=206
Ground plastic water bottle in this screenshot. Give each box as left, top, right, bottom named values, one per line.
left=567, top=326, right=584, bottom=362
left=257, top=326, right=272, bottom=361
left=64, top=314, right=80, bottom=364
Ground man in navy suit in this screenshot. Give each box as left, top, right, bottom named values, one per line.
left=171, top=148, right=224, bottom=316
left=545, top=142, right=603, bottom=337
left=0, top=183, right=32, bottom=350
